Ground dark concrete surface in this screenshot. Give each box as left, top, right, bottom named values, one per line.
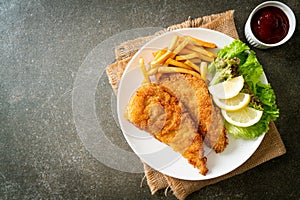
left=1, top=0, right=299, bottom=199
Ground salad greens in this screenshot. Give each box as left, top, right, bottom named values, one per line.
left=209, top=40, right=279, bottom=139
left=207, top=57, right=239, bottom=86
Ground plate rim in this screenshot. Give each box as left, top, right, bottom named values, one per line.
left=117, top=27, right=265, bottom=180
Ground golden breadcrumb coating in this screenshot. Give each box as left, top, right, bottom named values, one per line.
left=126, top=83, right=208, bottom=175
left=158, top=73, right=228, bottom=153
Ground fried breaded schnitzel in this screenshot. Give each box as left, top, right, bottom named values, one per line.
left=126, top=83, right=208, bottom=175
left=157, top=73, right=228, bottom=153
left=126, top=83, right=181, bottom=141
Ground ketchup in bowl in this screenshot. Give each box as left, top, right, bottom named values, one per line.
left=250, top=6, right=289, bottom=44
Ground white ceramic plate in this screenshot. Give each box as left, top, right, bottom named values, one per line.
left=117, top=28, right=266, bottom=180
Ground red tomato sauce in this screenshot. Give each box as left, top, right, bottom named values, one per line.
left=251, top=6, right=289, bottom=44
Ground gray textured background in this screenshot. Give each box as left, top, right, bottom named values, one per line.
left=1, top=0, right=299, bottom=199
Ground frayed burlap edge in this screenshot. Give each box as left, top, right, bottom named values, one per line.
left=106, top=56, right=132, bottom=95
left=143, top=163, right=169, bottom=194
left=160, top=122, right=286, bottom=200
left=105, top=10, right=286, bottom=200
left=107, top=10, right=238, bottom=94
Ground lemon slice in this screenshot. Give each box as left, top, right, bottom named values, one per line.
left=221, top=107, right=263, bottom=127
left=213, top=93, right=251, bottom=111
left=208, top=76, right=244, bottom=99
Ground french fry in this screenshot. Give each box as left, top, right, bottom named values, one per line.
left=189, top=58, right=202, bottom=63
left=178, top=48, right=194, bottom=55
left=139, top=58, right=150, bottom=84
left=147, top=34, right=217, bottom=81
left=184, top=60, right=200, bottom=73
left=164, top=58, right=171, bottom=66
left=200, top=62, right=208, bottom=81
left=175, top=55, right=186, bottom=61
left=186, top=44, right=217, bottom=58
left=185, top=36, right=217, bottom=48
left=147, top=67, right=159, bottom=76
left=173, top=37, right=190, bottom=55
left=158, top=67, right=202, bottom=79
left=148, top=62, right=160, bottom=72
left=196, top=52, right=215, bottom=63
left=175, top=52, right=199, bottom=60
left=153, top=48, right=167, bottom=58
left=177, top=50, right=214, bottom=63
left=151, top=50, right=174, bottom=65
left=165, top=58, right=194, bottom=71
left=176, top=36, right=186, bottom=44
left=168, top=35, right=179, bottom=51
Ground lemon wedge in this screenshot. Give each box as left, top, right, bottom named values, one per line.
left=221, top=107, right=263, bottom=127
left=213, top=93, right=251, bottom=111
left=208, top=76, right=244, bottom=99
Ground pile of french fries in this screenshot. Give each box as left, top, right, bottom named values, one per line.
left=140, top=34, right=218, bottom=83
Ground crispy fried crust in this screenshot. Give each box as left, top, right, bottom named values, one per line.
left=126, top=83, right=208, bottom=175
left=183, top=134, right=208, bottom=175
left=158, top=73, right=212, bottom=135
left=205, top=106, right=228, bottom=153
left=158, top=73, right=228, bottom=153
left=169, top=113, right=208, bottom=175
left=126, top=83, right=181, bottom=143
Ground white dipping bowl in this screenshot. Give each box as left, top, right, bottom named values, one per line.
left=244, top=1, right=296, bottom=49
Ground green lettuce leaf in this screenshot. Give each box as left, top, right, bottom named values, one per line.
left=224, top=120, right=269, bottom=139
left=217, top=40, right=279, bottom=139
left=237, top=51, right=263, bottom=94
left=256, top=82, right=280, bottom=122
left=218, top=40, right=249, bottom=61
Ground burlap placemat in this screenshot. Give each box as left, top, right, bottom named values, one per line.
left=106, top=10, right=286, bottom=200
